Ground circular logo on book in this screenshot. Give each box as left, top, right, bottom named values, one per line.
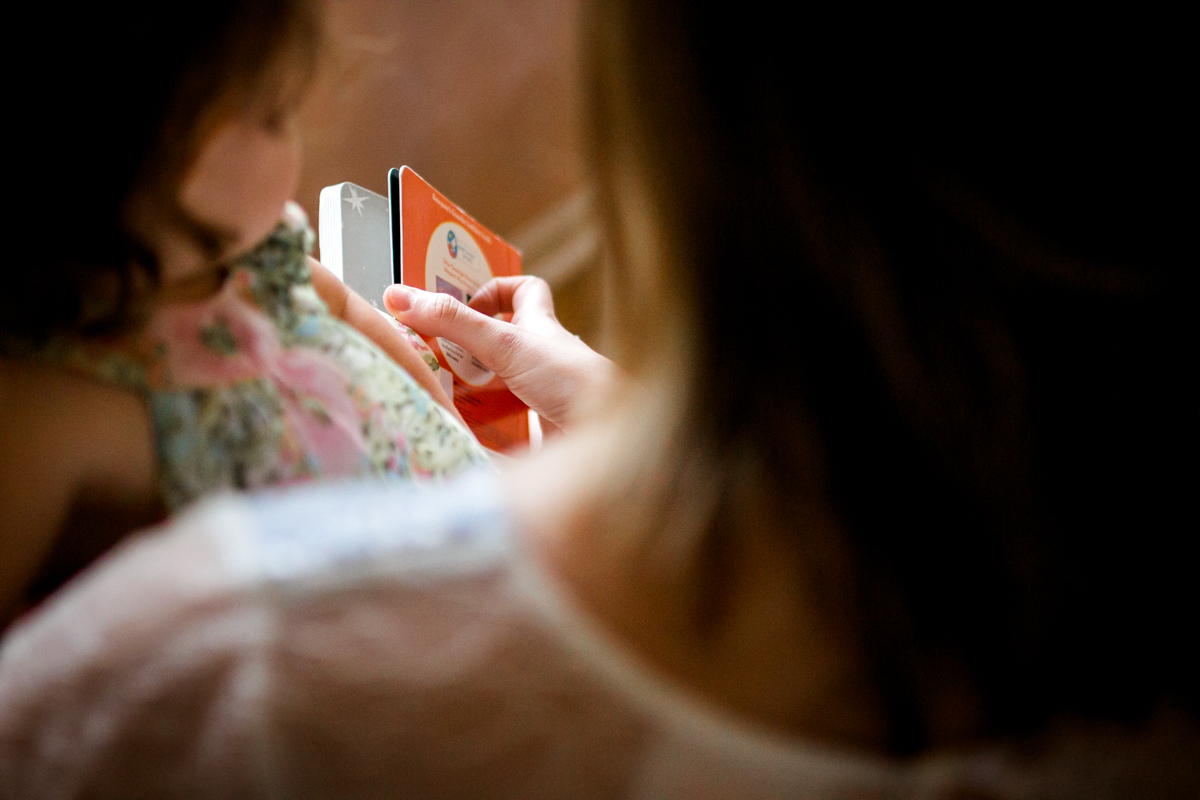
left=426, top=221, right=493, bottom=386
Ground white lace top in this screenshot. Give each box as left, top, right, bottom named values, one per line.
left=1, top=471, right=1195, bottom=799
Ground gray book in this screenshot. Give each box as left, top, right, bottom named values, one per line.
left=317, top=182, right=393, bottom=312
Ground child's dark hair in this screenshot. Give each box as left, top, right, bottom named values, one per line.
left=3, top=0, right=321, bottom=350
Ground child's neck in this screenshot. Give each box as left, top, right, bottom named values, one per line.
left=156, top=263, right=231, bottom=305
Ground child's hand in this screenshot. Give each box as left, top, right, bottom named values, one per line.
left=307, top=258, right=464, bottom=426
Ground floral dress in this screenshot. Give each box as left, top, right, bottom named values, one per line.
left=47, top=204, right=488, bottom=511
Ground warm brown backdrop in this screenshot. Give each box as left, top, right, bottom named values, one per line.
left=295, top=0, right=603, bottom=345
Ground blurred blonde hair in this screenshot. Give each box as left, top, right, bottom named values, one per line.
left=578, top=0, right=1194, bottom=752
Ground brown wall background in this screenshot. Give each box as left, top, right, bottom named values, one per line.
left=295, top=0, right=603, bottom=345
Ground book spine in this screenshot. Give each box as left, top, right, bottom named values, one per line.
left=318, top=184, right=345, bottom=280
left=388, top=168, right=402, bottom=285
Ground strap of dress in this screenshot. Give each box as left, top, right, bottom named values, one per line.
left=212, top=468, right=512, bottom=586
left=30, top=334, right=150, bottom=392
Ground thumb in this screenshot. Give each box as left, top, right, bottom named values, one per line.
left=384, top=284, right=521, bottom=376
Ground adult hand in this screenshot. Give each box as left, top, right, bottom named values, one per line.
left=384, top=276, right=616, bottom=430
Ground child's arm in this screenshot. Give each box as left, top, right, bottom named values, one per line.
left=307, top=258, right=465, bottom=426
left=0, top=359, right=159, bottom=623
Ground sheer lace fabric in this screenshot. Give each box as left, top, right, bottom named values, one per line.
left=1, top=473, right=1196, bottom=799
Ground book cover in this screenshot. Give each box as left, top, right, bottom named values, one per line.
left=389, top=167, right=530, bottom=452
left=317, top=182, right=393, bottom=313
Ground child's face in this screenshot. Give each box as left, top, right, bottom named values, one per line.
left=137, top=110, right=302, bottom=300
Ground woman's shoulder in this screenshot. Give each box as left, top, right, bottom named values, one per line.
left=0, top=470, right=883, bottom=796
left=4, top=468, right=1193, bottom=798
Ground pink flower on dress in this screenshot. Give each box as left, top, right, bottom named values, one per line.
left=144, top=276, right=369, bottom=478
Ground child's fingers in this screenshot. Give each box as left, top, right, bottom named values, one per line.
left=308, top=257, right=352, bottom=317
left=309, top=258, right=464, bottom=425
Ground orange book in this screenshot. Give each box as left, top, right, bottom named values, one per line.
left=388, top=167, right=530, bottom=452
